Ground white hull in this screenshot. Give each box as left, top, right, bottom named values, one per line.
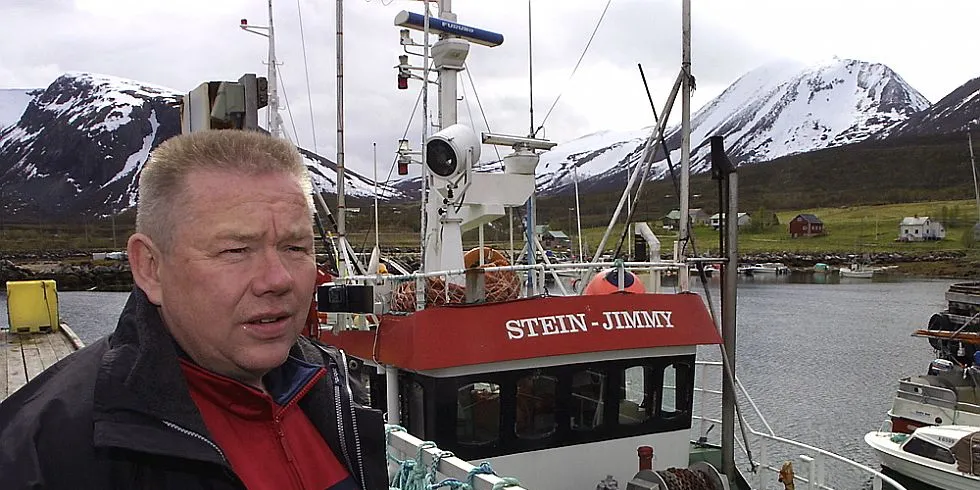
left=865, top=432, right=980, bottom=490
left=483, top=430, right=690, bottom=490
left=840, top=269, right=873, bottom=278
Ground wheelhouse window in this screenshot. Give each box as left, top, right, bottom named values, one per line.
left=661, top=362, right=693, bottom=417
left=457, top=382, right=500, bottom=446
left=903, top=437, right=956, bottom=464
left=515, top=374, right=557, bottom=439
left=570, top=370, right=606, bottom=431
left=619, top=365, right=655, bottom=425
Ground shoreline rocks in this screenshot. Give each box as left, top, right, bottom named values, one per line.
left=2, top=249, right=977, bottom=293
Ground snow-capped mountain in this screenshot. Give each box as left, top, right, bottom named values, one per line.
left=537, top=59, right=931, bottom=194
left=0, top=72, right=402, bottom=221
left=880, top=76, right=980, bottom=139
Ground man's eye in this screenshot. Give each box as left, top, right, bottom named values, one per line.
left=223, top=247, right=247, bottom=254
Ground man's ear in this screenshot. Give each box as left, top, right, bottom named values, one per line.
left=127, top=233, right=163, bottom=305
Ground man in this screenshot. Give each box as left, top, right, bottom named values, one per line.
left=0, top=130, right=387, bottom=489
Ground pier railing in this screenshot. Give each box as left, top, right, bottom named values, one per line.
left=692, top=361, right=909, bottom=490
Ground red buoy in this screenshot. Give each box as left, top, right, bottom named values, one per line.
left=583, top=268, right=646, bottom=295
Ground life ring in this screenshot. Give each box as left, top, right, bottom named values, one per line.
left=464, top=247, right=510, bottom=268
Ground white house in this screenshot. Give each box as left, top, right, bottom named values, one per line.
left=898, top=216, right=946, bottom=241
left=709, top=212, right=751, bottom=230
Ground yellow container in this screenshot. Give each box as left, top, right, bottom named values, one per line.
left=5, top=280, right=60, bottom=334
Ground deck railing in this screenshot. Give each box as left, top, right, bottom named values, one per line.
left=386, top=426, right=529, bottom=490
left=692, top=361, right=909, bottom=490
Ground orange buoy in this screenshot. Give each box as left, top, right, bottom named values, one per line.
left=583, top=268, right=646, bottom=295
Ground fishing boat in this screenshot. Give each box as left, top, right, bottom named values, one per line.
left=864, top=425, right=980, bottom=490
left=885, top=282, right=980, bottom=434
left=275, top=1, right=914, bottom=489
left=838, top=263, right=875, bottom=279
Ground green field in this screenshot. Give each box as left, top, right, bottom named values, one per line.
left=2, top=199, right=979, bottom=257
left=567, top=199, right=980, bottom=256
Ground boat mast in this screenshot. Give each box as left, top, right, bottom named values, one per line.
left=336, top=0, right=349, bottom=275
left=678, top=0, right=691, bottom=292
left=239, top=2, right=281, bottom=139
left=266, top=0, right=281, bottom=139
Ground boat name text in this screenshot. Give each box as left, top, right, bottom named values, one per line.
left=505, top=310, right=674, bottom=340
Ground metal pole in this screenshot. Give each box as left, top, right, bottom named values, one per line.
left=373, top=142, right=380, bottom=251
left=419, top=1, right=431, bottom=272
left=386, top=366, right=400, bottom=425
left=266, top=0, right=281, bottom=138
left=722, top=171, right=739, bottom=481
left=678, top=0, right=691, bottom=292
left=335, top=0, right=348, bottom=275
left=969, top=131, right=980, bottom=223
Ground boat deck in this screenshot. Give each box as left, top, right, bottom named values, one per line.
left=1, top=327, right=82, bottom=400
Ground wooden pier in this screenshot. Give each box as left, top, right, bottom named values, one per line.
left=1, top=326, right=83, bottom=400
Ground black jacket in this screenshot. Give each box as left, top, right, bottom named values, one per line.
left=0, top=288, right=388, bottom=490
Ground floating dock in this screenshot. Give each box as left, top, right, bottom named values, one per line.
left=1, top=326, right=83, bottom=400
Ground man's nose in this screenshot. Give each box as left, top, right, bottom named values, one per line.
left=253, top=248, right=293, bottom=295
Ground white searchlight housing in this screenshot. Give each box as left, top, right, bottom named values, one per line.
left=425, top=123, right=480, bottom=181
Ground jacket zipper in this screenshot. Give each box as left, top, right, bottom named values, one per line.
left=162, top=420, right=246, bottom=488
left=161, top=419, right=229, bottom=464
left=316, top=342, right=370, bottom=490
left=275, top=368, right=326, bottom=490
left=330, top=365, right=356, bottom=477
left=339, top=349, right=369, bottom=489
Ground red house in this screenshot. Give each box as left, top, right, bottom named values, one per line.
left=789, top=214, right=824, bottom=238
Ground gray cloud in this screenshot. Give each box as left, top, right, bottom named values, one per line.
left=2, top=0, right=977, bottom=180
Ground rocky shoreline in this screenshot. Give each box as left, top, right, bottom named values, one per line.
left=1, top=249, right=978, bottom=292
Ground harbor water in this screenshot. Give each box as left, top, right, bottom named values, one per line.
left=0, top=274, right=955, bottom=489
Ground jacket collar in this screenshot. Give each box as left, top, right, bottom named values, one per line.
left=179, top=356, right=325, bottom=420
left=91, top=288, right=333, bottom=462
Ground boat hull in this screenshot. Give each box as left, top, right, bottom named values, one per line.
left=865, top=432, right=980, bottom=490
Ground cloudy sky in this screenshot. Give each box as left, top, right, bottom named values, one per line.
left=2, top=0, right=979, bottom=177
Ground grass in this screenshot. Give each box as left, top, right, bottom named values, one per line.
left=3, top=199, right=979, bottom=258
left=562, top=199, right=980, bottom=256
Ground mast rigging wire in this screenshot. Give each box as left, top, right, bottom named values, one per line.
left=462, top=64, right=502, bottom=166
left=532, top=0, right=614, bottom=137
left=275, top=64, right=302, bottom=145
left=295, top=0, right=319, bottom=154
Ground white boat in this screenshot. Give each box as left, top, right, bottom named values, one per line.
left=885, top=283, right=980, bottom=433
left=742, top=263, right=790, bottom=274
left=839, top=263, right=874, bottom=278
left=865, top=425, right=980, bottom=490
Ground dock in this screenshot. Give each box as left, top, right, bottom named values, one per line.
left=1, top=326, right=83, bottom=400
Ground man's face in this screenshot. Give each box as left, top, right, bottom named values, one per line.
left=155, top=168, right=316, bottom=385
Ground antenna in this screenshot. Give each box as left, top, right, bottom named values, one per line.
left=527, top=0, right=534, bottom=138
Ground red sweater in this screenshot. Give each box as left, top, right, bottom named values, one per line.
left=180, top=358, right=357, bottom=490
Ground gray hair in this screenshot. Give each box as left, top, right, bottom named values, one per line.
left=135, top=130, right=313, bottom=251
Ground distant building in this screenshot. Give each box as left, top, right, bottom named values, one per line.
left=536, top=225, right=572, bottom=248
left=662, top=208, right=710, bottom=230
left=709, top=212, right=750, bottom=230
left=789, top=214, right=824, bottom=238
left=543, top=230, right=571, bottom=248
left=898, top=216, right=946, bottom=241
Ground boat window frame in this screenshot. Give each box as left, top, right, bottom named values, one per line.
left=417, top=354, right=696, bottom=460
left=902, top=436, right=956, bottom=465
